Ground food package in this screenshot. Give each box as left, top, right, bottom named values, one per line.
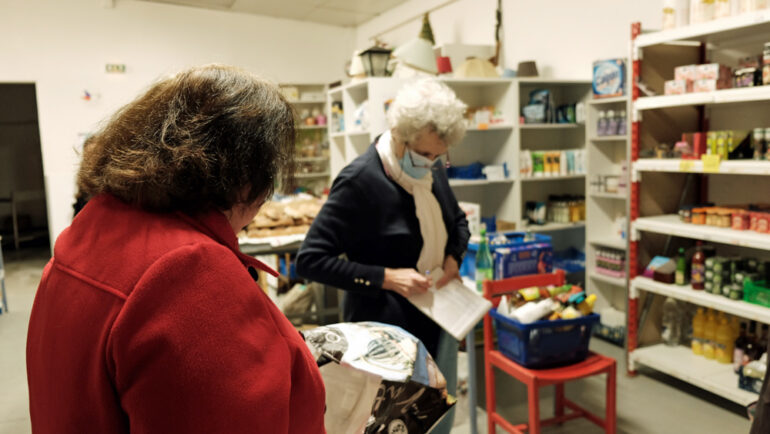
left=693, top=79, right=729, bottom=93
left=494, top=242, right=553, bottom=279
left=303, top=322, right=454, bottom=434
left=674, top=64, right=698, bottom=81
left=239, top=195, right=325, bottom=239
left=665, top=79, right=689, bottom=95
left=696, top=63, right=732, bottom=81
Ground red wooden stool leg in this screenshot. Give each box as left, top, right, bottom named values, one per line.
left=606, top=364, right=617, bottom=434
left=527, top=383, right=541, bottom=434
left=554, top=383, right=565, bottom=424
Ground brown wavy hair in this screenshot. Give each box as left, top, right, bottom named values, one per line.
left=77, top=64, right=295, bottom=213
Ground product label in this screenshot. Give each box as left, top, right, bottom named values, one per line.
left=692, top=263, right=706, bottom=285
left=676, top=270, right=686, bottom=285
left=702, top=154, right=721, bottom=173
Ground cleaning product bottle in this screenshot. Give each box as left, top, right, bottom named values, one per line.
left=577, top=293, right=597, bottom=316
left=716, top=316, right=734, bottom=364
left=703, top=309, right=717, bottom=359
left=692, top=307, right=706, bottom=355
left=662, top=297, right=681, bottom=346
left=475, top=225, right=493, bottom=294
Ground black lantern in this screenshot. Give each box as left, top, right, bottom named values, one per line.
left=359, top=46, right=393, bottom=77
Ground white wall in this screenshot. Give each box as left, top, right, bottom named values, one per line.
left=355, top=0, right=663, bottom=78
left=0, top=0, right=354, bottom=247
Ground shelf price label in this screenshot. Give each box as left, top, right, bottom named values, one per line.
left=679, top=160, right=695, bottom=172
left=702, top=155, right=721, bottom=173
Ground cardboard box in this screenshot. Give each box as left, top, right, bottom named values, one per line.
left=494, top=243, right=553, bottom=279
left=675, top=64, right=697, bottom=81
left=696, top=63, right=732, bottom=81
left=693, top=79, right=729, bottom=93
left=592, top=58, right=626, bottom=98
left=665, top=79, right=688, bottom=95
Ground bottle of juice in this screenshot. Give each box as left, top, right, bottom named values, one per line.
left=691, top=242, right=706, bottom=290
left=692, top=308, right=706, bottom=355
left=703, top=309, right=717, bottom=360
left=715, top=316, right=734, bottom=364
left=676, top=247, right=687, bottom=285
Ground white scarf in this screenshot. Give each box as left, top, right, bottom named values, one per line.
left=376, top=131, right=448, bottom=273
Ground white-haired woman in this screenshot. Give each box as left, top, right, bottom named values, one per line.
left=297, top=78, right=469, bottom=433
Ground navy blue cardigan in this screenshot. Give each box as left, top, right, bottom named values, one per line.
left=296, top=142, right=470, bottom=356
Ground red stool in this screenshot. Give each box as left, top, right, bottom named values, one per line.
left=483, top=271, right=617, bottom=434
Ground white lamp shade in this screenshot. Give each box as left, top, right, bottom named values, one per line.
left=393, top=38, right=437, bottom=74
left=348, top=50, right=365, bottom=76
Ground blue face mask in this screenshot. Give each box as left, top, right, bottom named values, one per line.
left=400, top=148, right=437, bottom=179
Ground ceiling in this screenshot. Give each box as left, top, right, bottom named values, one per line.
left=137, top=0, right=411, bottom=27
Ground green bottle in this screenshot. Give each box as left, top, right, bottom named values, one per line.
left=676, top=247, right=687, bottom=286
left=475, top=225, right=494, bottom=294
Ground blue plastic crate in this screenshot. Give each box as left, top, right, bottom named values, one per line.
left=460, top=232, right=552, bottom=278
left=490, top=308, right=599, bottom=369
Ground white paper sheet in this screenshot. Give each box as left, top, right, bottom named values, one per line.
left=320, top=362, right=381, bottom=434
left=406, top=268, right=493, bottom=341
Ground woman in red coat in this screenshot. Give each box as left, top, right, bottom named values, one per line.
left=26, top=65, right=326, bottom=433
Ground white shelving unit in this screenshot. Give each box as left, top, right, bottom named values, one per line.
left=328, top=77, right=519, bottom=223
left=281, top=83, right=330, bottom=195
left=628, top=15, right=770, bottom=406
left=633, top=215, right=770, bottom=251
left=586, top=84, right=630, bottom=327
left=517, top=79, right=591, bottom=279
left=631, top=344, right=759, bottom=406
left=631, top=277, right=770, bottom=325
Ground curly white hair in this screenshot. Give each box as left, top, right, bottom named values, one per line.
left=387, top=78, right=467, bottom=147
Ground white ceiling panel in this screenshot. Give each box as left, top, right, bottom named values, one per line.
left=134, top=0, right=410, bottom=27
left=303, top=7, right=372, bottom=27
left=323, top=0, right=409, bottom=14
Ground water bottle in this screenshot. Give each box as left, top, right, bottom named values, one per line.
left=662, top=297, right=681, bottom=346
left=475, top=224, right=494, bottom=294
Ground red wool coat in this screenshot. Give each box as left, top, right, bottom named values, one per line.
left=27, top=194, right=325, bottom=433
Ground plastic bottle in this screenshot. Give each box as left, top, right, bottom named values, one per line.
left=733, top=322, right=748, bottom=372
left=607, top=110, right=619, bottom=136
left=691, top=241, right=706, bottom=290
left=716, top=316, right=734, bottom=364
left=597, top=111, right=608, bottom=136
left=662, top=297, right=681, bottom=346
left=692, top=307, right=706, bottom=355
left=512, top=298, right=555, bottom=324
left=676, top=247, right=687, bottom=285
left=703, top=309, right=718, bottom=359
left=475, top=225, right=493, bottom=294
left=744, top=321, right=759, bottom=364
left=618, top=110, right=628, bottom=136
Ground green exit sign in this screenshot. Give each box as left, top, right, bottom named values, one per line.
left=105, top=64, right=126, bottom=73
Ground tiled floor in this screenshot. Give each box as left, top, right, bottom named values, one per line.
left=0, top=248, right=754, bottom=434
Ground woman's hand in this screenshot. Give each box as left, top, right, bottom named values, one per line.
left=383, top=268, right=431, bottom=298
left=436, top=256, right=461, bottom=289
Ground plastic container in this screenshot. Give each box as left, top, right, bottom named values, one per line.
left=744, top=279, right=770, bottom=308
left=490, top=308, right=600, bottom=369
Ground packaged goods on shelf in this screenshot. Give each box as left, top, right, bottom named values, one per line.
left=665, top=79, right=690, bottom=95
left=594, top=306, right=626, bottom=346
left=447, top=162, right=510, bottom=181
left=330, top=101, right=344, bottom=133
left=466, top=105, right=505, bottom=128
left=237, top=195, right=324, bottom=239
left=590, top=174, right=624, bottom=194
left=592, top=58, right=626, bottom=98
left=526, top=196, right=585, bottom=226
left=596, top=247, right=626, bottom=278
left=521, top=149, right=585, bottom=178
left=596, top=109, right=627, bottom=136
left=764, top=42, right=770, bottom=85
left=459, top=231, right=552, bottom=279
left=679, top=202, right=770, bottom=234
left=521, top=89, right=580, bottom=125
